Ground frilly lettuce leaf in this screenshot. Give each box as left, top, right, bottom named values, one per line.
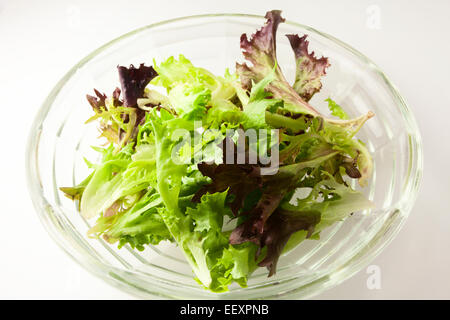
left=241, top=70, right=283, bottom=129
left=325, top=97, right=349, bottom=120
left=117, top=63, right=157, bottom=107
left=168, top=84, right=210, bottom=119
left=236, top=10, right=374, bottom=131
left=236, top=10, right=320, bottom=116
left=310, top=117, right=374, bottom=186
left=153, top=55, right=237, bottom=121
left=79, top=143, right=156, bottom=219
left=258, top=173, right=374, bottom=274
left=286, top=34, right=330, bottom=102
left=88, top=189, right=172, bottom=250
left=229, top=149, right=339, bottom=249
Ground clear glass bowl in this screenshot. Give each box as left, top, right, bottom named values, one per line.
left=26, top=14, right=423, bottom=299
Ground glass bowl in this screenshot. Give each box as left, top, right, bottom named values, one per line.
left=26, top=13, right=423, bottom=299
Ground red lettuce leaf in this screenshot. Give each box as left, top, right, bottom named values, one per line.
left=117, top=63, right=157, bottom=107
left=229, top=169, right=297, bottom=246
left=228, top=147, right=338, bottom=245
left=236, top=10, right=285, bottom=90
left=86, top=87, right=123, bottom=111
left=193, top=136, right=263, bottom=216
left=286, top=34, right=330, bottom=101
left=86, top=89, right=107, bottom=112
left=257, top=209, right=321, bottom=276
left=236, top=10, right=320, bottom=116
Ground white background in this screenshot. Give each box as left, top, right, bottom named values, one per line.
left=1, top=0, right=449, bottom=299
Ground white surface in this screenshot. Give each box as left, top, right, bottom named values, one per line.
left=1, top=0, right=449, bottom=299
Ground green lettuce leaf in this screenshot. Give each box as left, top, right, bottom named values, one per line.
left=88, top=189, right=172, bottom=250
left=282, top=173, right=374, bottom=252
left=325, top=97, right=349, bottom=120
left=79, top=144, right=156, bottom=219
left=241, top=71, right=282, bottom=129
left=153, top=55, right=237, bottom=121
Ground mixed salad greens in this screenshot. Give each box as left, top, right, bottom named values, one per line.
left=61, top=10, right=374, bottom=292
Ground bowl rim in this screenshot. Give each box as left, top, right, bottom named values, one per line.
left=25, top=13, right=423, bottom=299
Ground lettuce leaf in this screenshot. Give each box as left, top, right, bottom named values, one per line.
left=153, top=55, right=237, bottom=121
left=237, top=10, right=374, bottom=130
left=241, top=71, right=283, bottom=129
left=258, top=173, right=374, bottom=274
left=228, top=150, right=339, bottom=248
left=325, top=97, right=349, bottom=120
left=117, top=63, right=157, bottom=107
left=88, top=189, right=172, bottom=250
left=79, top=144, right=156, bottom=219
left=237, top=10, right=320, bottom=116
left=286, top=34, right=330, bottom=102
